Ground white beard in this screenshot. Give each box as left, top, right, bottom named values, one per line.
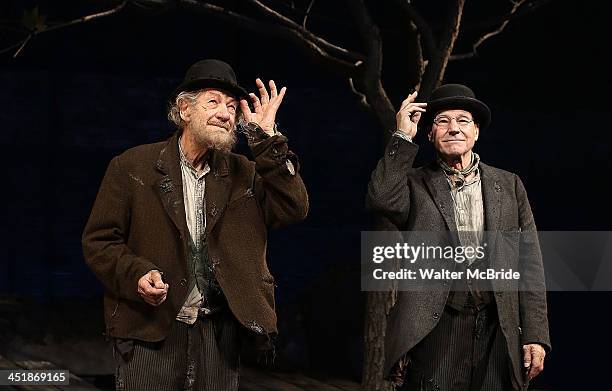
left=191, top=121, right=237, bottom=153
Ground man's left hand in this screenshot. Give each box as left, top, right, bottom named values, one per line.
left=523, top=343, right=546, bottom=381
left=240, top=78, right=286, bottom=136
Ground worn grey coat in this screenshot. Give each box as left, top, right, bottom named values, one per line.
left=366, top=137, right=551, bottom=390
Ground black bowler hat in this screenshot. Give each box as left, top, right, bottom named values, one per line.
left=171, top=59, right=248, bottom=100
left=422, top=84, right=491, bottom=130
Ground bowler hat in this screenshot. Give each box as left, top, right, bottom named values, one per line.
left=422, top=84, right=491, bottom=130
left=171, top=59, right=248, bottom=100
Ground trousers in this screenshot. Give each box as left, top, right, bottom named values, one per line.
left=400, top=304, right=514, bottom=391
left=114, top=313, right=240, bottom=391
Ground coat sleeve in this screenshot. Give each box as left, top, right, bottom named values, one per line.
left=82, top=156, right=159, bottom=301
left=515, top=174, right=552, bottom=352
left=366, top=136, right=419, bottom=227
left=248, top=132, right=309, bottom=230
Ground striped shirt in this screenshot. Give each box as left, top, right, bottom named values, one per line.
left=447, top=169, right=484, bottom=265
left=176, top=138, right=210, bottom=324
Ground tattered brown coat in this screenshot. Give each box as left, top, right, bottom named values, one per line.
left=82, top=132, right=308, bottom=345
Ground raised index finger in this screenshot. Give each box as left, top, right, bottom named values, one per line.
left=399, top=91, right=420, bottom=111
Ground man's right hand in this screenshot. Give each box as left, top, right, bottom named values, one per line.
left=137, top=270, right=169, bottom=306
left=396, top=91, right=427, bottom=140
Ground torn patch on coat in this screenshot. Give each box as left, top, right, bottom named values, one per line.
left=159, top=176, right=174, bottom=193
left=246, top=320, right=265, bottom=334
left=128, top=172, right=144, bottom=186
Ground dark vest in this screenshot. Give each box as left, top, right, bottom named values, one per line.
left=187, top=234, right=227, bottom=313
left=446, top=258, right=493, bottom=311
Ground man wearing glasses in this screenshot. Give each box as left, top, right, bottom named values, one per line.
left=366, top=84, right=550, bottom=390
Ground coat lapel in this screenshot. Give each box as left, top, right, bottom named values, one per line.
left=422, top=163, right=460, bottom=247
left=154, top=133, right=188, bottom=241
left=480, top=163, right=502, bottom=233
left=205, top=150, right=231, bottom=235
left=480, top=163, right=503, bottom=270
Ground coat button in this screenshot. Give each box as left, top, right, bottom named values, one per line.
left=180, top=279, right=187, bottom=287
left=432, top=312, right=440, bottom=320
left=388, top=149, right=396, bottom=156
left=441, top=280, right=449, bottom=286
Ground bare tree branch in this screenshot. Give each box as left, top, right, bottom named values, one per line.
left=245, top=0, right=363, bottom=62
left=12, top=34, right=32, bottom=58
left=411, top=20, right=425, bottom=91
left=460, top=0, right=552, bottom=32
left=181, top=0, right=360, bottom=74
left=0, top=37, right=28, bottom=56
left=419, top=0, right=465, bottom=98
left=1, top=1, right=127, bottom=58
left=395, top=0, right=437, bottom=59
left=345, top=0, right=395, bottom=133
left=247, top=0, right=299, bottom=28
left=302, top=0, right=315, bottom=29
left=42, top=1, right=127, bottom=34
left=450, top=0, right=532, bottom=60
left=436, top=0, right=465, bottom=80
left=264, top=0, right=354, bottom=29
left=348, top=73, right=369, bottom=111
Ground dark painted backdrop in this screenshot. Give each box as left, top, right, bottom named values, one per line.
left=1, top=0, right=611, bottom=389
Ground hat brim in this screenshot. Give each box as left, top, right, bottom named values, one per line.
left=422, top=96, right=491, bottom=130
left=171, top=78, right=248, bottom=101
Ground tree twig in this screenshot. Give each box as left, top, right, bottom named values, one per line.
left=0, top=38, right=28, bottom=56
left=418, top=0, right=465, bottom=101
left=245, top=0, right=363, bottom=62
left=42, top=1, right=127, bottom=34
left=459, top=0, right=552, bottom=32
left=181, top=0, right=360, bottom=74
left=12, top=34, right=32, bottom=58
left=450, top=0, right=532, bottom=60
left=2, top=1, right=127, bottom=58
left=395, top=0, right=437, bottom=59
left=348, top=73, right=369, bottom=110
left=302, top=0, right=315, bottom=29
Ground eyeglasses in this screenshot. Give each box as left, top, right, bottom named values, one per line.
left=433, top=115, right=474, bottom=130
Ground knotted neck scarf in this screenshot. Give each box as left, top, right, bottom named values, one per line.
left=437, top=152, right=480, bottom=190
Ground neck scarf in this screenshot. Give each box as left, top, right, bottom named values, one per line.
left=437, top=152, right=480, bottom=190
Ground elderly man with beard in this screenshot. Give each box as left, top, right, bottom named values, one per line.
left=82, top=59, right=308, bottom=390
left=367, top=84, right=550, bottom=390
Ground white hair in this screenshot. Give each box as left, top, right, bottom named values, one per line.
left=167, top=89, right=243, bottom=131
left=167, top=90, right=202, bottom=130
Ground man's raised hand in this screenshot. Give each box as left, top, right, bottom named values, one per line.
left=396, top=91, right=427, bottom=139
left=240, top=78, right=286, bottom=136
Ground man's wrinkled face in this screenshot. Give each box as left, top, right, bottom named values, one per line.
left=428, top=109, right=479, bottom=159
left=181, top=88, right=239, bottom=152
